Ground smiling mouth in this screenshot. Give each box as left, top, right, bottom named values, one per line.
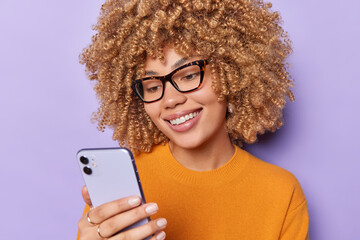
left=168, top=110, right=201, bottom=126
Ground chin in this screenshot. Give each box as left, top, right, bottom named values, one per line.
left=169, top=135, right=208, bottom=150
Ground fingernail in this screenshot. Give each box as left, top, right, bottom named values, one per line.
left=157, top=218, right=167, bottom=228
left=145, top=203, right=159, bottom=214
left=156, top=231, right=166, bottom=240
left=128, top=197, right=140, bottom=206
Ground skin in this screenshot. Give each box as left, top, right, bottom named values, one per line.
left=78, top=48, right=235, bottom=239
left=143, top=48, right=234, bottom=171
left=78, top=187, right=167, bottom=240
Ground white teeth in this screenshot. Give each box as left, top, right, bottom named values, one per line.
left=169, top=111, right=199, bottom=125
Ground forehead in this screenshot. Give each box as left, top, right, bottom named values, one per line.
left=144, top=48, right=186, bottom=69
left=144, top=48, right=202, bottom=76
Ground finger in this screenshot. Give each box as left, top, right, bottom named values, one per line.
left=109, top=218, right=167, bottom=240
left=90, top=196, right=142, bottom=224
left=78, top=213, right=102, bottom=240
left=150, top=231, right=166, bottom=240
left=81, top=186, right=93, bottom=208
left=100, top=202, right=159, bottom=236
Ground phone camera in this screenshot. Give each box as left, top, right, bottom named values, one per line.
left=80, top=156, right=89, bottom=165
left=83, top=166, right=92, bottom=175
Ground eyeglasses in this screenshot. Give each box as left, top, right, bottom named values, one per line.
left=131, top=60, right=208, bottom=103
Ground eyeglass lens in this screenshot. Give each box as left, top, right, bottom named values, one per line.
left=135, top=64, right=202, bottom=102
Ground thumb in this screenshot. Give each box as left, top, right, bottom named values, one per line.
left=81, top=186, right=93, bottom=208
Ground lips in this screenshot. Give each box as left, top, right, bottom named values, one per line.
left=163, top=108, right=203, bottom=132
left=169, top=111, right=201, bottom=125
left=164, top=108, right=202, bottom=125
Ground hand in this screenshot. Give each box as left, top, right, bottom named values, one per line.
left=78, top=186, right=167, bottom=240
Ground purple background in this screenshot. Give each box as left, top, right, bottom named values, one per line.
left=0, top=0, right=359, bottom=239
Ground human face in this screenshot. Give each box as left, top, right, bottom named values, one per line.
left=143, top=48, right=229, bottom=150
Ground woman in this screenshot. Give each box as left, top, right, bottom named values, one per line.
left=77, top=0, right=309, bottom=239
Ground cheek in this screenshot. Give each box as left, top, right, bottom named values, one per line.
left=143, top=104, right=153, bottom=118
left=197, top=81, right=224, bottom=109
left=144, top=103, right=159, bottom=124
left=199, top=87, right=227, bottom=119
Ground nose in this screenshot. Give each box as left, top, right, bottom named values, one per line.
left=161, top=81, right=187, bottom=109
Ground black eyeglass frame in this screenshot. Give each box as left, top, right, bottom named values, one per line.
left=131, top=59, right=208, bottom=103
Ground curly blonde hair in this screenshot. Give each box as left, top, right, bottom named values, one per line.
left=80, top=0, right=294, bottom=154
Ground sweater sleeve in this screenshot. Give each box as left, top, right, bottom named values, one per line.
left=279, top=196, right=309, bottom=239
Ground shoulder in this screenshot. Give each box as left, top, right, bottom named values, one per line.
left=239, top=148, right=307, bottom=209
left=240, top=148, right=302, bottom=188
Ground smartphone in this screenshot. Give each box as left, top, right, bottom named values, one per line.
left=77, top=147, right=149, bottom=232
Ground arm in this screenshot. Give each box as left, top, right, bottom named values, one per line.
left=279, top=198, right=309, bottom=239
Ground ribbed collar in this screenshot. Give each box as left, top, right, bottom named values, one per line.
left=155, top=143, right=252, bottom=187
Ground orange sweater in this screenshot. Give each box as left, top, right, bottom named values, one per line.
left=79, top=144, right=309, bottom=239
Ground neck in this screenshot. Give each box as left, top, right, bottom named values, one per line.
left=168, top=132, right=235, bottom=171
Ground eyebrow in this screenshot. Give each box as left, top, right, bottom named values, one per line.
left=144, top=57, right=189, bottom=76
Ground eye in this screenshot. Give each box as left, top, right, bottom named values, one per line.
left=181, top=72, right=200, bottom=81
left=145, top=85, right=162, bottom=93
left=142, top=78, right=163, bottom=94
